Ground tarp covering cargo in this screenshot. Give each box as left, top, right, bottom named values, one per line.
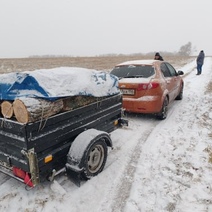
left=0, top=67, right=120, bottom=101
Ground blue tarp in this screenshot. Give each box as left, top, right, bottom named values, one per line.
left=0, top=73, right=49, bottom=100
left=0, top=67, right=120, bottom=101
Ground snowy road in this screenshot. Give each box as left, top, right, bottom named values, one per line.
left=0, top=57, right=212, bottom=212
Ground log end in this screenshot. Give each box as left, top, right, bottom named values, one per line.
left=13, top=99, right=29, bottom=124
left=1, top=101, right=14, bottom=118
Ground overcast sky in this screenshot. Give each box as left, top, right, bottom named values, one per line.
left=0, top=0, right=211, bottom=58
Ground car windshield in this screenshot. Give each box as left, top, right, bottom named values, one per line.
left=111, top=65, right=155, bottom=79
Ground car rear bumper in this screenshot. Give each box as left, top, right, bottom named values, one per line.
left=122, top=96, right=162, bottom=113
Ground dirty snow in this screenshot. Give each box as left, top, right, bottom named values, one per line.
left=0, top=57, right=212, bottom=212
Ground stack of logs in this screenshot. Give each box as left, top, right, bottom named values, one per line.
left=0, top=96, right=102, bottom=124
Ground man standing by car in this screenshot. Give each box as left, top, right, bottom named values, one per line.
left=154, top=52, right=164, bottom=61
left=196, top=50, right=205, bottom=75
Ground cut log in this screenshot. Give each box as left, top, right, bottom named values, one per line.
left=1, top=101, right=13, bottom=118
left=62, top=96, right=104, bottom=111
left=13, top=98, right=63, bottom=124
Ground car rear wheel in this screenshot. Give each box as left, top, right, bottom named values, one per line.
left=156, top=97, right=168, bottom=120
left=175, top=85, right=183, bottom=100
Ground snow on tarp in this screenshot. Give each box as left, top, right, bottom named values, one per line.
left=0, top=67, right=120, bottom=101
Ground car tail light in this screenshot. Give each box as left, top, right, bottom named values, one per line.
left=137, top=82, right=159, bottom=91
left=13, top=166, right=34, bottom=187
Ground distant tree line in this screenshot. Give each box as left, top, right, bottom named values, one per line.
left=28, top=42, right=194, bottom=58
left=95, top=42, right=195, bottom=57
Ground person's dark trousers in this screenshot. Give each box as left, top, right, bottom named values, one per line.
left=197, top=64, right=203, bottom=75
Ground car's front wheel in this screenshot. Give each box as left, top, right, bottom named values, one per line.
left=156, top=97, right=168, bottom=120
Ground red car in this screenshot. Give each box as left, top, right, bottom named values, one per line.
left=111, top=60, right=184, bottom=119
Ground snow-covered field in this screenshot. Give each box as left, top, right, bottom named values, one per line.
left=0, top=57, right=212, bottom=212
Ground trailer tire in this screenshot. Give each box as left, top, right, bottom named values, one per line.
left=66, top=129, right=112, bottom=185
left=81, top=138, right=108, bottom=180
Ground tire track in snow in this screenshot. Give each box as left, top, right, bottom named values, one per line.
left=111, top=129, right=154, bottom=212
left=98, top=115, right=159, bottom=212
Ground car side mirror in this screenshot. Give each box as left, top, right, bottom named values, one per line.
left=177, top=70, right=184, bottom=75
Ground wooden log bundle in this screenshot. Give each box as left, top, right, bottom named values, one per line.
left=0, top=96, right=105, bottom=124
left=13, top=98, right=63, bottom=124
left=62, top=96, right=103, bottom=111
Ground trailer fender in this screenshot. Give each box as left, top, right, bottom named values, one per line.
left=65, top=129, right=112, bottom=186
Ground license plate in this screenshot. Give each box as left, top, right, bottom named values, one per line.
left=121, top=89, right=134, bottom=95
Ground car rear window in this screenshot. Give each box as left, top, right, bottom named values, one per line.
left=111, top=65, right=155, bottom=79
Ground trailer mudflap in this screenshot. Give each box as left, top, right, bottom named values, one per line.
left=65, top=163, right=83, bottom=187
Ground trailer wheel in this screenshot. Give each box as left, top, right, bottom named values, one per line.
left=82, top=138, right=108, bottom=180
left=66, top=129, right=112, bottom=185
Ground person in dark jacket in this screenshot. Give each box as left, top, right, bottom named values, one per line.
left=196, top=50, right=205, bottom=75
left=154, top=52, right=164, bottom=61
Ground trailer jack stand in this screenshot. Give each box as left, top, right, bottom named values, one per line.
left=48, top=169, right=57, bottom=181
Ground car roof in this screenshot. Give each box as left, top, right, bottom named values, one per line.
left=115, top=59, right=161, bottom=67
